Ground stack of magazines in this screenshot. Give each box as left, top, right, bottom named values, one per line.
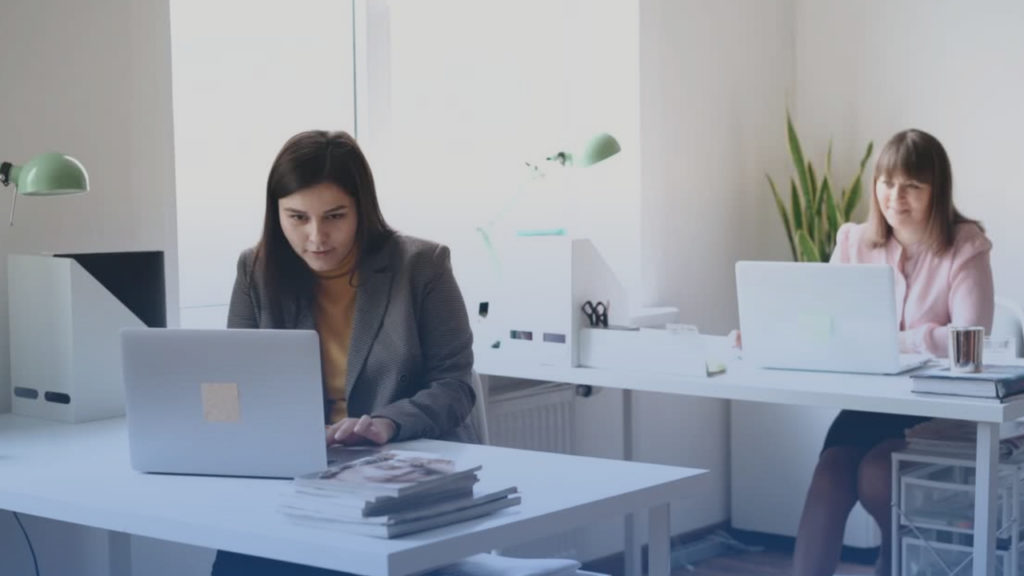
left=280, top=449, right=520, bottom=538
left=905, top=418, right=1024, bottom=462
left=909, top=364, right=1024, bottom=400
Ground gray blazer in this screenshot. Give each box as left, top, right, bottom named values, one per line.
left=227, top=234, right=478, bottom=443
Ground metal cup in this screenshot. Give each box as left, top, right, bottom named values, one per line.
left=948, top=326, right=985, bottom=373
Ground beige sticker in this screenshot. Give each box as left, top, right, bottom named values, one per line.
left=201, top=382, right=240, bottom=422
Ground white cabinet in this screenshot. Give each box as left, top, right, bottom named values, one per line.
left=730, top=401, right=881, bottom=547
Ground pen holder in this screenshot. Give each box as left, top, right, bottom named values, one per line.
left=948, top=326, right=985, bottom=373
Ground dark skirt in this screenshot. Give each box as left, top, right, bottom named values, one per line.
left=821, top=410, right=930, bottom=454
left=211, top=551, right=353, bottom=576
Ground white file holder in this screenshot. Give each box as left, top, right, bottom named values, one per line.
left=8, top=252, right=165, bottom=422
left=578, top=325, right=708, bottom=377
left=493, top=236, right=626, bottom=368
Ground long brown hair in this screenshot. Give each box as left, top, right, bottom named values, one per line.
left=256, top=130, right=394, bottom=325
left=865, top=128, right=979, bottom=252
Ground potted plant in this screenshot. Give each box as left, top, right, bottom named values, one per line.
left=768, top=112, right=874, bottom=262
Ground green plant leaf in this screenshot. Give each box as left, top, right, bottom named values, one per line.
left=790, top=178, right=803, bottom=233
left=796, top=229, right=821, bottom=262
left=826, top=139, right=833, bottom=176
left=844, top=141, right=873, bottom=219
left=843, top=176, right=862, bottom=221
left=859, top=140, right=874, bottom=172
left=766, top=174, right=797, bottom=261
left=806, top=161, right=818, bottom=241
left=814, top=169, right=828, bottom=217
left=823, top=177, right=841, bottom=259
left=823, top=177, right=840, bottom=232
left=787, top=111, right=812, bottom=219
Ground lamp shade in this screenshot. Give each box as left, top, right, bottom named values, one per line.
left=545, top=132, right=621, bottom=168
left=8, top=152, right=89, bottom=196
left=576, top=132, right=621, bottom=167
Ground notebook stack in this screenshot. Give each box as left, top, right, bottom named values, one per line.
left=280, top=449, right=520, bottom=538
left=909, top=364, right=1024, bottom=400
left=905, top=418, right=1024, bottom=461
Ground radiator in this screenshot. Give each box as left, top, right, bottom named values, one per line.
left=486, top=382, right=576, bottom=454
left=484, top=382, right=579, bottom=560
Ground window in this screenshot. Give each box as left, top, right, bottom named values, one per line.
left=170, top=0, right=640, bottom=326
left=170, top=0, right=355, bottom=327
left=366, top=0, right=641, bottom=312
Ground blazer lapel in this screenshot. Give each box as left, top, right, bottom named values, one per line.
left=293, top=300, right=316, bottom=330
left=345, top=244, right=394, bottom=399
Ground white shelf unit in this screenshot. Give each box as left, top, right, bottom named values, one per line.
left=892, top=450, right=1024, bottom=576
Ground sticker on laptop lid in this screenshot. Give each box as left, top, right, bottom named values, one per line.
left=201, top=382, right=240, bottom=422
left=797, top=313, right=834, bottom=340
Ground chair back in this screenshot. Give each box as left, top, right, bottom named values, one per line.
left=992, top=297, right=1024, bottom=358
left=468, top=371, right=491, bottom=445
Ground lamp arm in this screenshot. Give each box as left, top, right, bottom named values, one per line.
left=8, top=182, right=17, bottom=226
left=2, top=162, right=18, bottom=225
left=545, top=151, right=573, bottom=166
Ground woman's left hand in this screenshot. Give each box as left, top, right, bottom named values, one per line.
left=326, top=415, right=397, bottom=446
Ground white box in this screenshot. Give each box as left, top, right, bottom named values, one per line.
left=8, top=253, right=165, bottom=422
left=492, top=237, right=625, bottom=368
left=578, top=326, right=707, bottom=377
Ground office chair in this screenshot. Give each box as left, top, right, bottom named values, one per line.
left=469, top=371, right=491, bottom=445
left=993, top=296, right=1024, bottom=358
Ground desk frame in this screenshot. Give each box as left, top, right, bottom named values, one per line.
left=0, top=415, right=701, bottom=576
left=477, top=344, right=1024, bottom=576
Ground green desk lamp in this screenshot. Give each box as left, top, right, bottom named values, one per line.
left=476, top=131, right=622, bottom=261
left=518, top=132, right=622, bottom=235
left=544, top=132, right=621, bottom=168
left=1, top=152, right=90, bottom=225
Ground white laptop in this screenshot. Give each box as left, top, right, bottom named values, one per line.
left=121, top=328, right=332, bottom=478
left=735, top=261, right=931, bottom=375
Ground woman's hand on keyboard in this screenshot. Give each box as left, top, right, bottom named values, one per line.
left=326, top=415, right=397, bottom=446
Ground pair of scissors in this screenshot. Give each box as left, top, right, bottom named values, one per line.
left=581, top=300, right=608, bottom=328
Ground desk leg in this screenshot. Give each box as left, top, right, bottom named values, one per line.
left=648, top=503, right=670, bottom=576
left=108, top=531, right=132, bottom=576
left=973, top=422, right=998, bottom=576
left=624, top=513, right=642, bottom=576
left=622, top=389, right=643, bottom=576
left=891, top=454, right=902, bottom=576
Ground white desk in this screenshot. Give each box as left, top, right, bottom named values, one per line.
left=476, top=339, right=1024, bottom=576
left=0, top=414, right=704, bottom=576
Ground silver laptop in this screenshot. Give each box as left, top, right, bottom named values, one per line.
left=735, top=261, right=931, bottom=375
left=122, top=328, right=330, bottom=478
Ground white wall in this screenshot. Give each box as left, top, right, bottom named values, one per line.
left=0, top=0, right=178, bottom=573
left=0, top=0, right=178, bottom=412
left=364, top=0, right=642, bottom=323
left=170, top=0, right=356, bottom=329
left=633, top=0, right=795, bottom=535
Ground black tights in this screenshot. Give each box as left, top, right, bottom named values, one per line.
left=792, top=438, right=905, bottom=576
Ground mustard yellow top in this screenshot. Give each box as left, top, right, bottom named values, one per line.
left=315, top=250, right=358, bottom=423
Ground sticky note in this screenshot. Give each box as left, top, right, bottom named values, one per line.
left=201, top=382, right=240, bottom=422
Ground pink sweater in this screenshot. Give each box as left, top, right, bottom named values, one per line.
left=830, top=222, right=994, bottom=357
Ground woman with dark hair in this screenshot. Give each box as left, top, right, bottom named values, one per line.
left=212, top=130, right=477, bottom=576
left=792, top=129, right=994, bottom=576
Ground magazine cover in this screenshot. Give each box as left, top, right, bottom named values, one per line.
left=295, top=450, right=480, bottom=498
